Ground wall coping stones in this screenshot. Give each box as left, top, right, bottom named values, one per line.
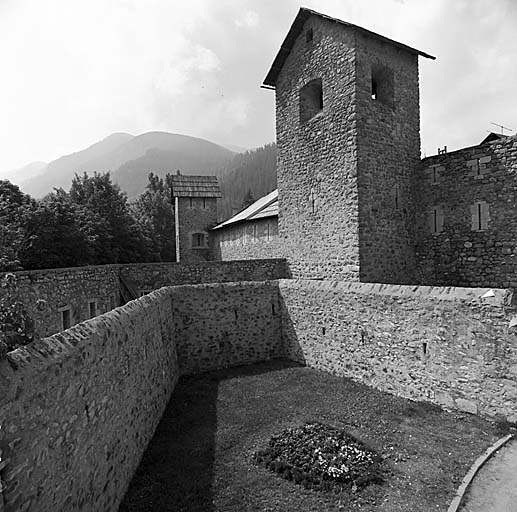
left=278, top=278, right=513, bottom=305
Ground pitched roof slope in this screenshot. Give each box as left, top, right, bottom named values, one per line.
left=263, top=7, right=435, bottom=88
left=212, top=189, right=278, bottom=230
left=170, top=174, right=222, bottom=198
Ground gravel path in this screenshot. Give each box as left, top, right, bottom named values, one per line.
left=459, top=439, right=517, bottom=512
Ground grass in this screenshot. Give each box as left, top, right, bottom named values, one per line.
left=119, top=360, right=500, bottom=512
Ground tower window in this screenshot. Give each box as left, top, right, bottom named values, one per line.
left=192, top=232, right=206, bottom=248
left=370, top=65, right=394, bottom=105
left=300, top=78, right=323, bottom=124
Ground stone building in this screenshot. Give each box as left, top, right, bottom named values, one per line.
left=214, top=7, right=517, bottom=290
left=211, top=189, right=280, bottom=260
left=170, top=173, right=221, bottom=262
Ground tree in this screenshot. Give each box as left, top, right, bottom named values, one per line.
left=0, top=180, right=34, bottom=271
left=132, top=172, right=176, bottom=261
left=241, top=188, right=255, bottom=209
left=69, top=172, right=148, bottom=264
left=0, top=273, right=44, bottom=358
left=19, top=189, right=91, bottom=269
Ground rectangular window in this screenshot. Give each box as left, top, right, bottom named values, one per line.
left=253, top=224, right=258, bottom=241
left=189, top=197, right=193, bottom=208
left=61, top=308, right=71, bottom=330
left=428, top=206, right=444, bottom=235
left=203, top=198, right=206, bottom=209
left=267, top=222, right=271, bottom=242
left=471, top=201, right=490, bottom=231
left=299, top=78, right=323, bottom=124
left=88, top=301, right=97, bottom=319
left=192, top=232, right=205, bottom=248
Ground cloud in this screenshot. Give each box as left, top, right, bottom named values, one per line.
left=235, top=10, right=260, bottom=28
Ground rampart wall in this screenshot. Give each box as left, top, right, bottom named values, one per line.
left=280, top=279, right=517, bottom=419
left=0, top=289, right=179, bottom=512
left=2, top=259, right=289, bottom=339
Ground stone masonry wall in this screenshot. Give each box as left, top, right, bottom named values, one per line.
left=279, top=279, right=517, bottom=420
left=177, top=196, right=218, bottom=263
left=275, top=17, right=360, bottom=280
left=1, top=259, right=289, bottom=340
left=0, top=289, right=179, bottom=512
left=355, top=33, right=420, bottom=283
left=0, top=280, right=285, bottom=511
left=212, top=218, right=281, bottom=261
left=171, top=281, right=283, bottom=375
left=415, top=134, right=517, bottom=288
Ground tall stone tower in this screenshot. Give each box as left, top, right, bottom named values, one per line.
left=263, top=8, right=434, bottom=282
left=170, top=173, right=222, bottom=262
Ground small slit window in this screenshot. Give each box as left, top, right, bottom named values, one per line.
left=88, top=301, right=97, bottom=319
left=300, top=78, right=323, bottom=124
left=192, top=232, right=206, bottom=248
left=428, top=206, right=444, bottom=235
left=306, top=28, right=313, bottom=43
left=60, top=307, right=71, bottom=330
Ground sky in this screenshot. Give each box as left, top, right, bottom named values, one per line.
left=1, top=0, right=516, bottom=173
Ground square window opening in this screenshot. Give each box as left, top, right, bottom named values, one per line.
left=192, top=232, right=206, bottom=248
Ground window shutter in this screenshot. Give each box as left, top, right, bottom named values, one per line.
left=470, top=204, right=480, bottom=230
left=480, top=202, right=490, bottom=230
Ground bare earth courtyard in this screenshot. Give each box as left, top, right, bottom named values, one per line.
left=119, top=360, right=502, bottom=512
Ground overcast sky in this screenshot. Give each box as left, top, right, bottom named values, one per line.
left=1, top=0, right=516, bottom=173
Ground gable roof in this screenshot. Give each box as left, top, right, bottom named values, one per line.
left=481, top=132, right=509, bottom=145
left=170, top=174, right=222, bottom=198
left=211, top=189, right=278, bottom=230
left=263, top=7, right=435, bottom=88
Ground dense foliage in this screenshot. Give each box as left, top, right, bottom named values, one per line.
left=254, top=422, right=382, bottom=491
left=0, top=273, right=43, bottom=358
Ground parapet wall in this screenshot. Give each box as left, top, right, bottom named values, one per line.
left=0, top=289, right=179, bottom=512
left=279, top=279, right=517, bottom=419
left=0, top=280, right=283, bottom=512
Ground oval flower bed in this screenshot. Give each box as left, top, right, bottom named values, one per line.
left=254, top=422, right=383, bottom=491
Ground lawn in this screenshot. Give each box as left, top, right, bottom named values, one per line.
left=119, top=360, right=501, bottom=512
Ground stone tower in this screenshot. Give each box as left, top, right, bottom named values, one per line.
left=263, top=8, right=434, bottom=282
left=170, top=174, right=222, bottom=262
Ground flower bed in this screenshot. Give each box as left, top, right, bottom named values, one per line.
left=254, top=422, right=383, bottom=491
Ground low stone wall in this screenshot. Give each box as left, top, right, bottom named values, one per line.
left=1, top=259, right=289, bottom=340
left=0, top=289, right=179, bottom=512
left=119, top=259, right=289, bottom=293
left=279, top=279, right=517, bottom=420
left=172, top=281, right=283, bottom=375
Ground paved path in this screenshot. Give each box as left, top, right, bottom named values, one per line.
left=459, top=439, right=517, bottom=512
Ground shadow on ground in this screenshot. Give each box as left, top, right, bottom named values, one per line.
left=118, top=359, right=300, bottom=512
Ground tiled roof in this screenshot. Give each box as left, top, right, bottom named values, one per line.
left=212, top=189, right=278, bottom=230
left=263, top=7, right=435, bottom=88
left=170, top=175, right=222, bottom=198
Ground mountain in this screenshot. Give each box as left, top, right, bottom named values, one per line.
left=1, top=161, right=47, bottom=183
left=19, top=132, right=234, bottom=198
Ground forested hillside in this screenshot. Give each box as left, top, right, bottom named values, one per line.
left=218, top=143, right=277, bottom=220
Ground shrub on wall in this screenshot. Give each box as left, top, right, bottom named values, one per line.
left=0, top=273, right=42, bottom=358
